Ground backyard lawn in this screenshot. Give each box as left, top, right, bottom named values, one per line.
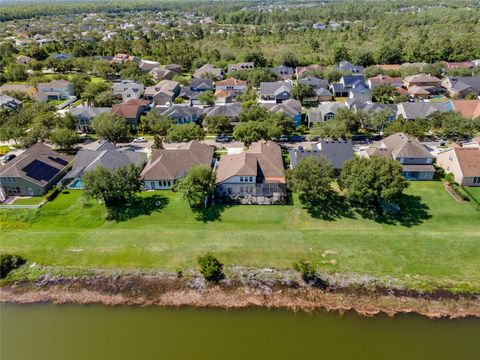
left=1, top=181, right=479, bottom=292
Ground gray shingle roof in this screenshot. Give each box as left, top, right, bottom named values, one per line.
left=65, top=143, right=146, bottom=179
left=289, top=140, right=353, bottom=170
left=397, top=102, right=448, bottom=120
left=260, top=82, right=292, bottom=96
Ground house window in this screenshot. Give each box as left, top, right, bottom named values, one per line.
left=249, top=177, right=253, bottom=182
left=473, top=177, right=480, bottom=184
left=151, top=182, right=155, bottom=189
left=325, top=114, right=335, bottom=120
left=240, top=176, right=244, bottom=182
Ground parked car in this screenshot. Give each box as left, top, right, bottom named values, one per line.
left=133, top=137, right=147, bottom=143
left=273, top=135, right=290, bottom=142
left=1, top=153, right=16, bottom=164
left=216, top=134, right=232, bottom=143
left=290, top=135, right=305, bottom=142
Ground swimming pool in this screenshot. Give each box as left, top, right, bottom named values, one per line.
left=67, top=179, right=84, bottom=189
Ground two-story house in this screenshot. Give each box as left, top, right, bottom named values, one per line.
left=272, top=66, right=294, bottom=81
left=359, top=132, right=435, bottom=180
left=0, top=143, right=73, bottom=197
left=215, top=141, right=286, bottom=204
left=141, top=141, right=214, bottom=190
left=259, top=82, right=292, bottom=103
left=262, top=99, right=302, bottom=127
left=437, top=147, right=480, bottom=187
left=36, top=80, right=74, bottom=100
left=144, top=80, right=180, bottom=107
left=227, top=62, right=254, bottom=73
left=159, top=105, right=203, bottom=124
left=112, top=80, right=144, bottom=102
left=69, top=103, right=111, bottom=132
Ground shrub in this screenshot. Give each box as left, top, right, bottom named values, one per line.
left=0, top=254, right=26, bottom=278
left=197, top=253, right=224, bottom=282
left=293, top=258, right=317, bottom=283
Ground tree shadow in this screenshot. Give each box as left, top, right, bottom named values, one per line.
left=193, top=204, right=231, bottom=223
left=303, top=193, right=355, bottom=221
left=107, top=194, right=169, bottom=222
left=371, top=194, right=431, bottom=227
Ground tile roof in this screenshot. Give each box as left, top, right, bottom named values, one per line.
left=454, top=148, right=480, bottom=177
left=141, top=141, right=214, bottom=181
left=111, top=104, right=142, bottom=119
left=450, top=100, right=480, bottom=119
left=215, top=78, right=247, bottom=87
left=216, top=141, right=285, bottom=184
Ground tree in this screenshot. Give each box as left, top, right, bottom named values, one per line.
left=232, top=121, right=268, bottom=146
left=95, top=91, right=117, bottom=107
left=83, top=164, right=142, bottom=207
left=244, top=50, right=267, bottom=67
left=91, top=112, right=129, bottom=144
left=140, top=110, right=174, bottom=135
left=293, top=259, right=317, bottom=284
left=291, top=83, right=315, bottom=103
left=332, top=44, right=350, bottom=64
left=81, top=81, right=111, bottom=106
left=197, top=90, right=216, bottom=106
left=371, top=85, right=395, bottom=104
left=175, top=164, right=215, bottom=208
left=287, top=157, right=335, bottom=208
left=268, top=113, right=295, bottom=137
left=280, top=52, right=299, bottom=68
left=165, top=123, right=204, bottom=142
left=352, top=50, right=375, bottom=67
left=368, top=109, right=392, bottom=132
left=377, top=44, right=403, bottom=64
left=92, top=60, right=116, bottom=79
left=204, top=115, right=232, bottom=134
left=310, top=120, right=348, bottom=139
left=0, top=254, right=26, bottom=279
left=4, top=64, right=27, bottom=82
left=49, top=128, right=80, bottom=150
left=197, top=253, right=224, bottom=282
left=339, top=157, right=408, bottom=212
left=70, top=74, right=90, bottom=97
left=238, top=105, right=269, bottom=123
left=334, top=108, right=361, bottom=133
left=151, top=134, right=163, bottom=150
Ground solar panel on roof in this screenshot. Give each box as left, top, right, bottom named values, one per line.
left=48, top=156, right=69, bottom=166
left=22, top=159, right=61, bottom=182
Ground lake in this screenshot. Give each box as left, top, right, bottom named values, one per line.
left=1, top=303, right=479, bottom=360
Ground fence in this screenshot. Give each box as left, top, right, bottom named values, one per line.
left=0, top=198, right=48, bottom=210
left=216, top=183, right=287, bottom=205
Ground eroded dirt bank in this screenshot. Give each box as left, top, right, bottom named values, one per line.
left=1, top=269, right=479, bottom=319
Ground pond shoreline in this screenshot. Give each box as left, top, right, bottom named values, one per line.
left=1, top=268, right=479, bottom=318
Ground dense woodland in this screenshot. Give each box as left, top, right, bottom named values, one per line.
left=0, top=0, right=479, bottom=68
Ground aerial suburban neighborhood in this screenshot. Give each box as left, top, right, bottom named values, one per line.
left=0, top=0, right=479, bottom=358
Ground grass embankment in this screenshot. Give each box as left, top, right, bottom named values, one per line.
left=1, top=182, right=479, bottom=293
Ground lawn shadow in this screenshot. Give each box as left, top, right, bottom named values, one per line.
left=107, top=194, right=169, bottom=222
left=374, top=194, right=431, bottom=227
left=303, top=193, right=355, bottom=221
left=193, top=203, right=231, bottom=223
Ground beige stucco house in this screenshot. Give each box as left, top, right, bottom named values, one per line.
left=437, top=147, right=480, bottom=186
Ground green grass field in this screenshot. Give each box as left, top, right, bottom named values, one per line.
left=1, top=182, right=479, bottom=292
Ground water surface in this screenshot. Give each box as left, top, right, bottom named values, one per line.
left=1, top=304, right=479, bottom=360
